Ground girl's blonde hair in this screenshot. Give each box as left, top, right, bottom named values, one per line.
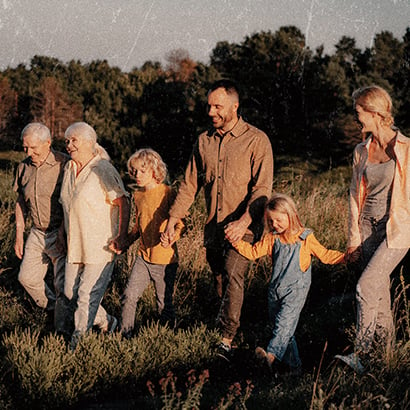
left=265, top=193, right=304, bottom=241
left=352, top=85, right=394, bottom=128
left=127, top=148, right=168, bottom=184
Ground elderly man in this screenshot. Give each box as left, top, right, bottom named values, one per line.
left=13, top=123, right=69, bottom=334
left=163, top=79, right=274, bottom=359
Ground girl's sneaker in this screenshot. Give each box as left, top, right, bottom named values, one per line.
left=335, top=353, right=365, bottom=374
left=102, top=315, right=118, bottom=334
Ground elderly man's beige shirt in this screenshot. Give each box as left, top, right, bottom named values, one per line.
left=169, top=117, right=273, bottom=247
left=13, top=149, right=68, bottom=231
left=60, top=155, right=128, bottom=264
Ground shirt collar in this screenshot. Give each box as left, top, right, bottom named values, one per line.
left=43, top=149, right=59, bottom=166
left=396, top=130, right=409, bottom=144
left=213, top=117, right=247, bottom=138
left=69, top=152, right=101, bottom=172
left=27, top=149, right=56, bottom=167
left=362, top=129, right=406, bottom=150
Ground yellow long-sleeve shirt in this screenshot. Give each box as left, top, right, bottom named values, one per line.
left=133, top=183, right=184, bottom=265
left=233, top=230, right=345, bottom=272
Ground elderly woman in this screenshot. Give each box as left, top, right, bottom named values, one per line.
left=60, top=122, right=129, bottom=348
left=336, top=85, right=410, bottom=373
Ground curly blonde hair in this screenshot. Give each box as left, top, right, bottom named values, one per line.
left=127, top=148, right=168, bottom=184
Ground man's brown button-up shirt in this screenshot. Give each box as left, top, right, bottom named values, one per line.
left=170, top=117, right=273, bottom=247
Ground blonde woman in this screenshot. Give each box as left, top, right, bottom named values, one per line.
left=336, top=85, right=410, bottom=373
left=60, top=122, right=130, bottom=348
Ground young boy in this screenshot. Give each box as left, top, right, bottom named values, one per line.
left=111, top=148, right=184, bottom=337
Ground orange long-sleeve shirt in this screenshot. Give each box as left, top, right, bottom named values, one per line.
left=133, top=184, right=184, bottom=265
left=233, top=230, right=345, bottom=272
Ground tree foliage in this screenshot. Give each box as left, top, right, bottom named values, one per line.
left=31, top=77, right=82, bottom=140
left=0, top=25, right=409, bottom=174
left=0, top=77, right=18, bottom=149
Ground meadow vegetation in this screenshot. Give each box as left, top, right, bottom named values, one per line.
left=0, top=155, right=408, bottom=409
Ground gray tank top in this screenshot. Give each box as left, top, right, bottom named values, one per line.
left=362, top=159, right=395, bottom=220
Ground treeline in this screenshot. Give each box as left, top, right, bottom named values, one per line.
left=1, top=25, right=409, bottom=176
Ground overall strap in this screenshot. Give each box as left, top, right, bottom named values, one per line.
left=298, top=229, right=312, bottom=241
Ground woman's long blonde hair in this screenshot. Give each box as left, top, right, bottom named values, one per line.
left=352, top=85, right=394, bottom=128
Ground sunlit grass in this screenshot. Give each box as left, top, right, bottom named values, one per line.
left=0, top=154, right=408, bottom=409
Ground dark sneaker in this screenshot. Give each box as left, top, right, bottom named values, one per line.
left=46, top=300, right=56, bottom=312
left=104, top=315, right=118, bottom=334
left=216, top=342, right=232, bottom=362
left=121, top=330, right=133, bottom=340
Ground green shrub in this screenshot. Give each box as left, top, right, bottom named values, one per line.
left=2, top=324, right=220, bottom=408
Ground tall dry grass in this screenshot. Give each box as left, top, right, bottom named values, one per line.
left=0, top=158, right=408, bottom=409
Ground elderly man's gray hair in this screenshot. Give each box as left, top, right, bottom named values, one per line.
left=21, top=123, right=51, bottom=142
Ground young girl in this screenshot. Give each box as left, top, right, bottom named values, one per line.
left=226, top=193, right=345, bottom=373
left=112, top=148, right=184, bottom=337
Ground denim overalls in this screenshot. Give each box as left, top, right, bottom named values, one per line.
left=267, top=229, right=312, bottom=369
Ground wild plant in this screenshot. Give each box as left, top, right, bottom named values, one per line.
left=0, top=168, right=18, bottom=266
left=308, top=267, right=410, bottom=409
left=215, top=380, right=254, bottom=410
left=2, top=323, right=220, bottom=408
left=146, top=369, right=210, bottom=410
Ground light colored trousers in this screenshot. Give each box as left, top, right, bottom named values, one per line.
left=64, top=261, right=113, bottom=340
left=120, top=256, right=176, bottom=334
left=356, top=216, right=408, bottom=353
left=18, top=227, right=68, bottom=332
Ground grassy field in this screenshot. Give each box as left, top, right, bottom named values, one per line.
left=0, top=153, right=408, bottom=409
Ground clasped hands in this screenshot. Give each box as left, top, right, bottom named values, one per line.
left=224, top=219, right=248, bottom=245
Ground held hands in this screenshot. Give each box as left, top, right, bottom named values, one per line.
left=346, top=246, right=361, bottom=264
left=160, top=229, right=175, bottom=248
left=161, top=232, right=171, bottom=248
left=161, top=217, right=178, bottom=248
left=160, top=231, right=173, bottom=248
left=224, top=219, right=248, bottom=245
left=108, top=234, right=130, bottom=255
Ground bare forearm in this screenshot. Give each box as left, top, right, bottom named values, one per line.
left=14, top=195, right=27, bottom=259
left=15, top=195, right=27, bottom=233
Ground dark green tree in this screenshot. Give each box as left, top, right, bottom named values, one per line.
left=0, top=76, right=18, bottom=149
